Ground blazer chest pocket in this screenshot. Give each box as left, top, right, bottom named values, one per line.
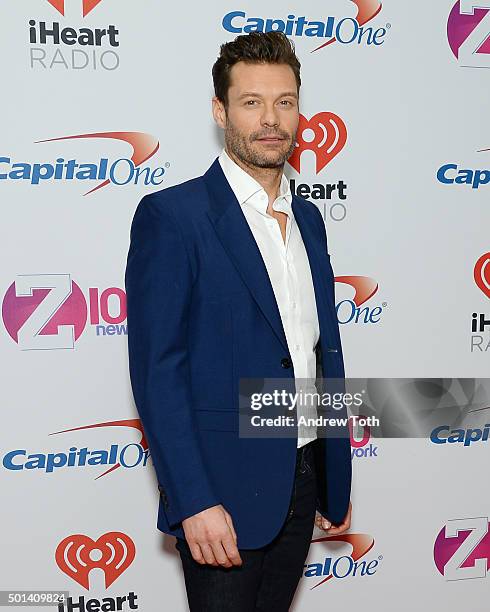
left=193, top=408, right=239, bottom=432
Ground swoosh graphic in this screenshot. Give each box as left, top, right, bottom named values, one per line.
left=49, top=418, right=148, bottom=478
left=35, top=131, right=159, bottom=195
left=335, top=275, right=379, bottom=307
left=312, top=0, right=383, bottom=53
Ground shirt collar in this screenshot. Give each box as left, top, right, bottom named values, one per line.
left=218, top=148, right=292, bottom=216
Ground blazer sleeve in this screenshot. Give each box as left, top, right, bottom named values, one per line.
left=125, top=193, right=220, bottom=527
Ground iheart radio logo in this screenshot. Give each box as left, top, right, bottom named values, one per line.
left=46, top=0, right=104, bottom=17
left=474, top=252, right=490, bottom=299
left=56, top=532, right=135, bottom=589
left=288, top=112, right=347, bottom=174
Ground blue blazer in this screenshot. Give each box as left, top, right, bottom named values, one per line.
left=125, top=158, right=351, bottom=549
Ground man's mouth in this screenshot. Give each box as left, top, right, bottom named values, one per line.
left=256, top=136, right=285, bottom=142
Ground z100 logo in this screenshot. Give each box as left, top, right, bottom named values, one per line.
left=350, top=415, right=378, bottom=458
left=1, top=274, right=126, bottom=350
left=448, top=1, right=490, bottom=68
left=434, top=517, right=489, bottom=580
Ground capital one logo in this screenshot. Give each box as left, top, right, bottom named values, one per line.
left=222, top=2, right=388, bottom=52
left=56, top=532, right=135, bottom=589
left=436, top=148, right=490, bottom=189
left=335, top=275, right=386, bottom=325
left=475, top=252, right=490, bottom=299
left=288, top=112, right=347, bottom=174
left=304, top=533, right=380, bottom=587
left=448, top=1, right=490, bottom=67
left=46, top=0, right=104, bottom=17
left=1, top=131, right=163, bottom=195
left=2, top=418, right=150, bottom=478
left=434, top=517, right=490, bottom=580
left=1, top=274, right=126, bottom=350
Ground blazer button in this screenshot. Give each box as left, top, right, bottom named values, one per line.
left=158, top=485, right=169, bottom=508
left=281, top=357, right=292, bottom=369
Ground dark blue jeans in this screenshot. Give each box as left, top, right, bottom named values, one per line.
left=175, top=440, right=318, bottom=611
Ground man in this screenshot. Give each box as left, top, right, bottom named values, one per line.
left=125, top=31, right=352, bottom=611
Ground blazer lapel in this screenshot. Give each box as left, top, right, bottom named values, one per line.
left=203, top=158, right=289, bottom=354
left=292, top=196, right=339, bottom=354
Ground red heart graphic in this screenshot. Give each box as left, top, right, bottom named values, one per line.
left=46, top=0, right=65, bottom=14
left=83, top=0, right=104, bottom=17
left=46, top=0, right=104, bottom=17
left=55, top=532, right=135, bottom=590
left=474, top=252, right=490, bottom=299
left=288, top=112, right=347, bottom=174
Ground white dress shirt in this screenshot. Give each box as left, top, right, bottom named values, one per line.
left=218, top=148, right=320, bottom=448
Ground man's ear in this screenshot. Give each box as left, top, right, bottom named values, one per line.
left=212, top=96, right=226, bottom=129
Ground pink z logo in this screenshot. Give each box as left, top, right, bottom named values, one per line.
left=434, top=517, right=490, bottom=580
left=448, top=1, right=490, bottom=67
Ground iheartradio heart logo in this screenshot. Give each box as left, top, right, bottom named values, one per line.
left=288, top=112, right=347, bottom=174
left=46, top=0, right=104, bottom=17
left=474, top=252, right=490, bottom=299
left=55, top=532, right=135, bottom=589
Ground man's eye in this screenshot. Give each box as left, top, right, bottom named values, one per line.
left=280, top=100, right=293, bottom=106
left=246, top=100, right=257, bottom=105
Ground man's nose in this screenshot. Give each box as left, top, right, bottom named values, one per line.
left=260, top=104, right=280, bottom=127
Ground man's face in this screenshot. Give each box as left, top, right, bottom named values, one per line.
left=213, top=61, right=299, bottom=169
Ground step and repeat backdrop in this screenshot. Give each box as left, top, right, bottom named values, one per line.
left=1, top=1, right=489, bottom=610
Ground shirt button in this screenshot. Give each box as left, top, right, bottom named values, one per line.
left=281, top=357, right=292, bottom=369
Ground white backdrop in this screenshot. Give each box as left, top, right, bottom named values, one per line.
left=1, top=1, right=489, bottom=610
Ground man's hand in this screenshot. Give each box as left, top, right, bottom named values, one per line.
left=315, top=501, right=352, bottom=535
left=182, top=504, right=242, bottom=567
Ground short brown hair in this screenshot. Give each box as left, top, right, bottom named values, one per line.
left=212, top=31, right=301, bottom=107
